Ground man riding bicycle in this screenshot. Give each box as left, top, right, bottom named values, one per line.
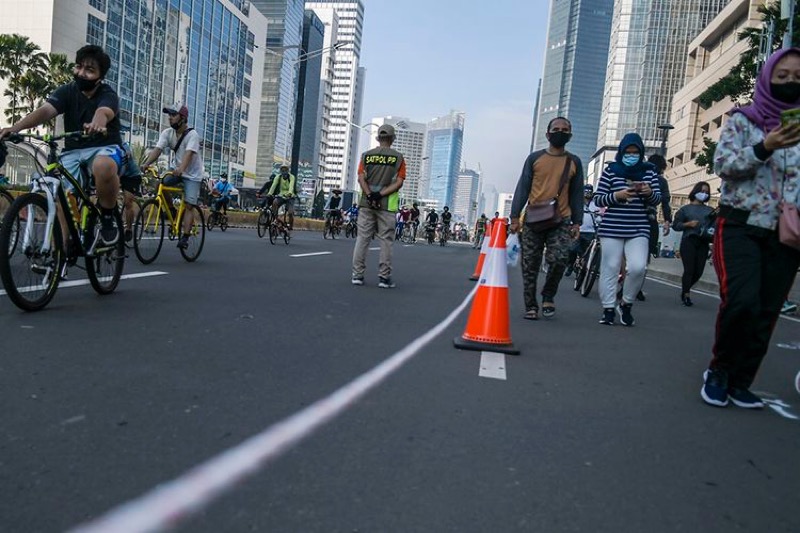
left=395, top=205, right=411, bottom=240
left=345, top=203, right=359, bottom=222
left=267, top=164, right=296, bottom=230
left=473, top=213, right=488, bottom=248
left=441, top=206, right=453, bottom=240
left=325, top=188, right=344, bottom=227
left=409, top=202, right=421, bottom=241
left=211, top=172, right=233, bottom=214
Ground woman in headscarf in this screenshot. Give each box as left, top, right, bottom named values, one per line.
left=702, top=48, right=800, bottom=409
left=593, top=133, right=661, bottom=327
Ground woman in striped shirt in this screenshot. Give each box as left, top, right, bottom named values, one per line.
left=593, top=133, right=661, bottom=326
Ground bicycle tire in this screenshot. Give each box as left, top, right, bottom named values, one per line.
left=179, top=204, right=205, bottom=262
left=323, top=220, right=330, bottom=239
left=573, top=262, right=586, bottom=291
left=86, top=209, right=125, bottom=295
left=581, top=245, right=601, bottom=297
left=206, top=211, right=218, bottom=231
left=0, top=190, right=20, bottom=256
left=269, top=223, right=278, bottom=244
left=257, top=210, right=271, bottom=238
left=220, top=216, right=228, bottom=232
left=283, top=229, right=290, bottom=244
left=0, top=193, right=64, bottom=311
left=133, top=199, right=164, bottom=264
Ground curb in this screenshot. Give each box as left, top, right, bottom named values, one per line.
left=646, top=267, right=719, bottom=294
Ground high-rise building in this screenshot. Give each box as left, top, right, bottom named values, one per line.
left=532, top=0, right=614, bottom=167
left=497, top=192, right=514, bottom=219
left=250, top=0, right=304, bottom=185
left=589, top=0, right=730, bottom=183
left=292, top=9, right=326, bottom=201
left=453, top=168, right=481, bottom=225
left=305, top=0, right=365, bottom=192
left=423, top=111, right=465, bottom=209
left=0, top=0, right=268, bottom=186
left=368, top=116, right=426, bottom=203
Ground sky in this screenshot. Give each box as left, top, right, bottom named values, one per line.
left=357, top=0, right=550, bottom=196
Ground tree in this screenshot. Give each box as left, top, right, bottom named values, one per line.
left=0, top=34, right=47, bottom=124
left=694, top=2, right=800, bottom=169
left=312, top=189, right=325, bottom=219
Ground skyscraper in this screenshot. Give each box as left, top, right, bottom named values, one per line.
left=292, top=10, right=325, bottom=188
left=454, top=168, right=481, bottom=225
left=591, top=0, right=730, bottom=180
left=250, top=0, right=305, bottom=185
left=532, top=0, right=614, bottom=167
left=423, top=111, right=465, bottom=209
left=369, top=116, right=426, bottom=203
left=305, top=0, right=365, bottom=192
left=0, top=0, right=268, bottom=186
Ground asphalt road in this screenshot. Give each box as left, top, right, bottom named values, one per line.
left=1, top=228, right=799, bottom=532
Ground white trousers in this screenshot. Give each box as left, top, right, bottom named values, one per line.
left=598, top=237, right=649, bottom=308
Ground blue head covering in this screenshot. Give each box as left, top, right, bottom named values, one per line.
left=609, top=132, right=653, bottom=180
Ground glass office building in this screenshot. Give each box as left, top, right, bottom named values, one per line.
left=292, top=10, right=325, bottom=182
left=533, top=0, right=614, bottom=167
left=424, top=111, right=465, bottom=209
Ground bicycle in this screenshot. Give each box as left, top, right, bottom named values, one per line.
left=439, top=223, right=450, bottom=246
left=0, top=132, right=125, bottom=312
left=132, top=172, right=205, bottom=264
left=256, top=203, right=273, bottom=239
left=206, top=204, right=229, bottom=232
left=400, top=223, right=415, bottom=244
left=573, top=232, right=601, bottom=297
left=0, top=181, right=17, bottom=254
left=269, top=204, right=291, bottom=245
left=323, top=210, right=342, bottom=239
left=344, top=217, right=357, bottom=239
left=425, top=223, right=436, bottom=245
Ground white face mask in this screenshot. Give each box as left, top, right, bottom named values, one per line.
left=695, top=192, right=709, bottom=202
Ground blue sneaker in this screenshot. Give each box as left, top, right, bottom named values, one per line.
left=701, top=369, right=729, bottom=407
left=617, top=303, right=635, bottom=326
left=728, top=387, right=764, bottom=409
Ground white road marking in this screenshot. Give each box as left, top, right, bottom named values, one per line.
left=479, top=352, right=507, bottom=380
left=646, top=276, right=800, bottom=324
left=0, top=271, right=168, bottom=296
left=290, top=252, right=333, bottom=258
left=369, top=247, right=380, bottom=251
left=67, top=283, right=480, bottom=533
left=763, top=398, right=800, bottom=420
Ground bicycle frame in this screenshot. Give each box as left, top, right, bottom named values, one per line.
left=145, top=179, right=187, bottom=235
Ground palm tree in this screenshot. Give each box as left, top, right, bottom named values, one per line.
left=47, top=53, right=73, bottom=87
left=0, top=34, right=47, bottom=123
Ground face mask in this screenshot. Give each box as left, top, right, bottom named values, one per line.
left=73, top=74, right=99, bottom=92
left=695, top=192, right=709, bottom=202
left=548, top=131, right=572, bottom=148
left=170, top=117, right=184, bottom=131
left=770, top=81, right=800, bottom=103
left=622, top=154, right=640, bottom=167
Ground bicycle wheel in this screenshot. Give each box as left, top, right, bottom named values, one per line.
left=345, top=225, right=352, bottom=238
left=257, top=210, right=271, bottom=238
left=323, top=219, right=330, bottom=239
left=0, top=193, right=63, bottom=311
left=86, top=209, right=125, bottom=295
left=179, top=204, right=205, bottom=262
left=269, top=223, right=278, bottom=245
left=206, top=211, right=218, bottom=231
left=220, top=215, right=228, bottom=232
left=331, top=222, right=338, bottom=239
left=581, top=244, right=601, bottom=297
left=134, top=199, right=164, bottom=264
left=283, top=228, right=291, bottom=245
left=0, top=190, right=20, bottom=256
left=573, top=261, right=586, bottom=291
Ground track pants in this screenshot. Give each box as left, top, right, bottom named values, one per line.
left=598, top=237, right=649, bottom=308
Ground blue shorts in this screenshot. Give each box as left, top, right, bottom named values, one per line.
left=163, top=175, right=200, bottom=205
left=59, top=145, right=124, bottom=192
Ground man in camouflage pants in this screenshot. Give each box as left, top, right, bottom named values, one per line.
left=509, top=117, right=585, bottom=319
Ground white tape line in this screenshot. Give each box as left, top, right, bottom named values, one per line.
left=369, top=247, right=380, bottom=251
left=289, top=252, right=333, bottom=258
left=479, top=352, right=507, bottom=380
left=68, top=283, right=480, bottom=533
left=0, top=271, right=168, bottom=296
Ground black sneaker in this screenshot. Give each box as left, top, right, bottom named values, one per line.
left=728, top=387, right=764, bottom=409
left=351, top=276, right=364, bottom=286
left=599, top=308, right=615, bottom=325
left=636, top=290, right=646, bottom=302
left=378, top=277, right=396, bottom=289
left=124, top=227, right=133, bottom=243
left=98, top=212, right=119, bottom=246
left=617, top=303, right=635, bottom=326
left=177, top=235, right=189, bottom=249
left=701, top=368, right=729, bottom=407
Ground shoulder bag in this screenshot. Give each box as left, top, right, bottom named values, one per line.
left=697, top=207, right=719, bottom=243
left=525, top=156, right=572, bottom=232
left=779, top=169, right=800, bottom=249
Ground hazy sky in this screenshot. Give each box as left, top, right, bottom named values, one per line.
left=357, top=1, right=550, bottom=195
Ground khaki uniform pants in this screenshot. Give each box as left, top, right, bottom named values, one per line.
left=352, top=207, right=396, bottom=279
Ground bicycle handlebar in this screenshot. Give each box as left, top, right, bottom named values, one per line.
left=4, top=131, right=103, bottom=145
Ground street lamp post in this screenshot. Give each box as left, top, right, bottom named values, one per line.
left=657, top=123, right=674, bottom=157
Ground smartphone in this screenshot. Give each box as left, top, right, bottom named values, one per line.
left=780, top=108, right=800, bottom=127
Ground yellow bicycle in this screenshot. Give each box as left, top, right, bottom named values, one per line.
left=133, top=171, right=205, bottom=263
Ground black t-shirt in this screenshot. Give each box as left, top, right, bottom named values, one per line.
left=329, top=195, right=342, bottom=210
left=410, top=207, right=420, bottom=221
left=258, top=175, right=276, bottom=195
left=46, top=81, right=122, bottom=150
left=442, top=211, right=452, bottom=224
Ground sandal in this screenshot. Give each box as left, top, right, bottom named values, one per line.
left=542, top=304, right=556, bottom=318
left=523, top=309, right=539, bottom=320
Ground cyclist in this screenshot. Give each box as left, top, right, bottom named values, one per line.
left=211, top=172, right=233, bottom=214
left=441, top=206, right=453, bottom=241
left=324, top=188, right=344, bottom=229
left=255, top=172, right=276, bottom=211
left=409, top=202, right=421, bottom=241
left=0, top=45, right=125, bottom=248
left=473, top=213, right=488, bottom=248
left=565, top=184, right=600, bottom=276
left=345, top=203, right=359, bottom=222
left=267, top=164, right=296, bottom=230
left=424, top=208, right=438, bottom=240
left=395, top=205, right=411, bottom=240
left=140, top=103, right=203, bottom=250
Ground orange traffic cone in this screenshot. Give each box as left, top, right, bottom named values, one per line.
left=454, top=220, right=519, bottom=355
left=469, top=231, right=490, bottom=281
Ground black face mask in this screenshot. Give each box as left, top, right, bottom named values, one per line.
left=170, top=118, right=184, bottom=131
left=548, top=131, right=572, bottom=148
left=770, top=81, right=800, bottom=104
left=73, top=74, right=100, bottom=92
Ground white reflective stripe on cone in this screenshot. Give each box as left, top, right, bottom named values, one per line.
left=479, top=234, right=490, bottom=253
left=479, top=247, right=509, bottom=288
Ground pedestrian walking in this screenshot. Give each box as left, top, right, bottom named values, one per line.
left=593, top=133, right=661, bottom=326
left=672, top=181, right=714, bottom=307
left=351, top=124, right=406, bottom=288
left=509, top=117, right=584, bottom=320
left=635, top=154, right=673, bottom=301
left=701, top=47, right=800, bottom=409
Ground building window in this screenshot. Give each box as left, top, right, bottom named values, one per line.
left=89, top=0, right=106, bottom=12
left=87, top=14, right=105, bottom=47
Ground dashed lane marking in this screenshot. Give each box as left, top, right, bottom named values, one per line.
left=290, top=252, right=333, bottom=258
left=0, top=271, right=169, bottom=296
left=479, top=352, right=507, bottom=380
